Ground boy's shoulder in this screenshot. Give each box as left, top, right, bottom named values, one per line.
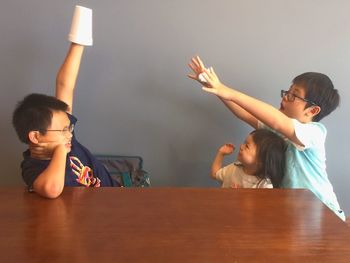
left=292, top=119, right=326, bottom=135
left=290, top=119, right=327, bottom=150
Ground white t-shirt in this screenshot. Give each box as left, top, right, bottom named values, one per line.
left=215, top=162, right=272, bottom=188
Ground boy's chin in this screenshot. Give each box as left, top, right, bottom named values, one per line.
left=279, top=108, right=291, bottom=117
left=65, top=144, right=72, bottom=153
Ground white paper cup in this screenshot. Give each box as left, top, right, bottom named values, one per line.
left=199, top=72, right=208, bottom=83
left=68, top=5, right=93, bottom=46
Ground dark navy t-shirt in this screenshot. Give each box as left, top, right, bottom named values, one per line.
left=21, top=114, right=118, bottom=188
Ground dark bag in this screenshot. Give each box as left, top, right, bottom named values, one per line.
left=96, top=155, right=150, bottom=187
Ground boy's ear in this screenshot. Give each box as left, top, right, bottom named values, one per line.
left=28, top=131, right=40, bottom=144
left=308, top=106, right=321, bottom=117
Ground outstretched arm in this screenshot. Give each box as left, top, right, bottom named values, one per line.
left=56, top=43, right=84, bottom=113
left=188, top=56, right=258, bottom=129
left=199, top=64, right=300, bottom=144
left=219, top=98, right=258, bottom=129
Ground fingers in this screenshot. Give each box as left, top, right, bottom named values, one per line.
left=188, top=62, right=198, bottom=73
left=224, top=143, right=235, bottom=152
left=209, top=67, right=218, bottom=79
left=202, top=69, right=212, bottom=82
left=196, top=56, right=206, bottom=70
left=187, top=74, right=196, bottom=80
left=198, top=72, right=208, bottom=83
left=204, top=67, right=218, bottom=82
left=190, top=56, right=207, bottom=72
left=190, top=57, right=201, bottom=71
left=219, top=143, right=235, bottom=155
left=191, top=57, right=200, bottom=66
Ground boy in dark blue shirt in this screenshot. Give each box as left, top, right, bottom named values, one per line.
left=13, top=43, right=118, bottom=198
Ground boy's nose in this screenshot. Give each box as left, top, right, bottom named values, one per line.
left=281, top=95, right=287, bottom=102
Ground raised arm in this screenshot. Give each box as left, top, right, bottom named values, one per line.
left=56, top=43, right=84, bottom=113
left=211, top=144, right=235, bottom=179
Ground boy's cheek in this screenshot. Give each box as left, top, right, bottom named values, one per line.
left=46, top=139, right=65, bottom=152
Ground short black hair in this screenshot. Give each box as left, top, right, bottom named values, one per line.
left=250, top=129, right=286, bottom=188
left=293, top=72, right=340, bottom=122
left=12, top=93, right=68, bottom=143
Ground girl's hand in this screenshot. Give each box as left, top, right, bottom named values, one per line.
left=218, top=143, right=235, bottom=155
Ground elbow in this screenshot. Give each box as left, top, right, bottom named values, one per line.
left=210, top=169, right=218, bottom=180
left=56, top=79, right=67, bottom=90
left=34, top=182, right=64, bottom=199
left=44, top=184, right=64, bottom=199
left=269, top=121, right=283, bottom=133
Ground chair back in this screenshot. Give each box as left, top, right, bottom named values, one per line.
left=96, top=155, right=150, bottom=187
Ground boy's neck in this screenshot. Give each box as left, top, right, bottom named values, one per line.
left=297, top=115, right=314, bottom=124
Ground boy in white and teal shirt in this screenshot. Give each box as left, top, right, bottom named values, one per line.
left=188, top=56, right=344, bottom=220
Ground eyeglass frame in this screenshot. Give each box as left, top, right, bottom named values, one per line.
left=280, top=90, right=318, bottom=106
left=43, top=123, right=75, bottom=135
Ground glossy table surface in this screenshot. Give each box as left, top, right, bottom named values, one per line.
left=0, top=187, right=349, bottom=262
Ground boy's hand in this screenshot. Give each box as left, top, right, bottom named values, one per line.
left=188, top=56, right=234, bottom=100
left=200, top=67, right=233, bottom=100
left=30, top=142, right=67, bottom=160
left=188, top=56, right=210, bottom=86
left=187, top=56, right=231, bottom=100
left=218, top=143, right=235, bottom=155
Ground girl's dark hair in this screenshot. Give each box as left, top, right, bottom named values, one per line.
left=293, top=72, right=340, bottom=122
left=250, top=129, right=286, bottom=188
left=12, top=93, right=68, bottom=143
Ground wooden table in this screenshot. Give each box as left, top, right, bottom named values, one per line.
left=0, top=187, right=349, bottom=262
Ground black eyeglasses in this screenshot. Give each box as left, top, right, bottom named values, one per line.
left=280, top=90, right=317, bottom=106
left=44, top=124, right=74, bottom=136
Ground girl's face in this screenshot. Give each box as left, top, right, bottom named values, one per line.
left=237, top=134, right=258, bottom=173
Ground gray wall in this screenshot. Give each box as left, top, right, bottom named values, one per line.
left=1, top=1, right=349, bottom=214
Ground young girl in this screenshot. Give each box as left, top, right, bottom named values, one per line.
left=211, top=129, right=286, bottom=188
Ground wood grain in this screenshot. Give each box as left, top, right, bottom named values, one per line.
left=0, top=187, right=349, bottom=262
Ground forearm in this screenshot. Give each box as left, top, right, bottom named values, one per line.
left=56, top=43, right=84, bottom=113
left=32, top=146, right=67, bottom=199
left=211, top=152, right=225, bottom=179
left=219, top=97, right=258, bottom=128
left=223, top=85, right=294, bottom=137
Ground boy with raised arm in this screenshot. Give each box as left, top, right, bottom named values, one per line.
left=12, top=8, right=119, bottom=198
